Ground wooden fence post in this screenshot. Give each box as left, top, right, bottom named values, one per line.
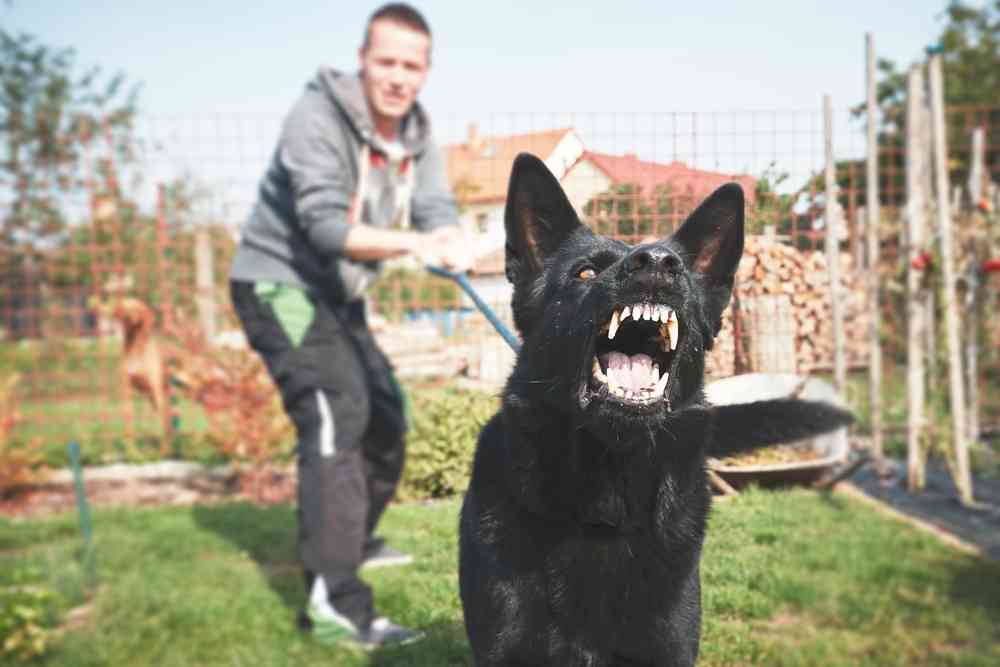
left=905, top=65, right=929, bottom=491
left=928, top=53, right=973, bottom=505
left=195, top=228, right=217, bottom=341
left=865, top=33, right=883, bottom=465
left=823, top=95, right=847, bottom=395
left=965, top=126, right=986, bottom=445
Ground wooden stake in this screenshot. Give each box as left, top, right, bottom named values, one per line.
left=927, top=54, right=973, bottom=505
left=195, top=229, right=217, bottom=341
left=865, top=34, right=883, bottom=466
left=707, top=469, right=739, bottom=497
left=905, top=65, right=929, bottom=491
left=823, top=95, right=847, bottom=395
left=965, top=127, right=986, bottom=445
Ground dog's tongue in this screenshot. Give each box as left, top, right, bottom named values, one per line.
left=606, top=351, right=656, bottom=392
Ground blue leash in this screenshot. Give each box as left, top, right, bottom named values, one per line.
left=426, top=265, right=522, bottom=352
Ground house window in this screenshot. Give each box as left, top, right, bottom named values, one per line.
left=476, top=212, right=490, bottom=234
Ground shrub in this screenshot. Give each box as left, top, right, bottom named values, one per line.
left=0, top=573, right=59, bottom=662
left=164, top=312, right=294, bottom=500
left=398, top=387, right=499, bottom=500
left=0, top=374, right=42, bottom=496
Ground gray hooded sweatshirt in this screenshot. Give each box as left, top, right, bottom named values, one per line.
left=230, top=67, right=458, bottom=302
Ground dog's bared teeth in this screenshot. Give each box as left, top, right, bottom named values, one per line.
left=592, top=357, right=607, bottom=382
left=655, top=370, right=669, bottom=395
left=633, top=303, right=642, bottom=321
left=667, top=310, right=679, bottom=350
left=608, top=309, right=621, bottom=340
left=658, top=323, right=670, bottom=351
left=620, top=305, right=631, bottom=321
left=651, top=306, right=660, bottom=323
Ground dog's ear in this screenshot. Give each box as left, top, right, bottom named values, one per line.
left=504, top=153, right=583, bottom=284
left=672, top=182, right=745, bottom=286
left=670, top=183, right=744, bottom=325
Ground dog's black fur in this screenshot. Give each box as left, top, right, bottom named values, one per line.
left=458, top=154, right=854, bottom=666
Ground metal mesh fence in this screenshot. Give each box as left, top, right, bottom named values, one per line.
left=1, top=105, right=998, bottom=459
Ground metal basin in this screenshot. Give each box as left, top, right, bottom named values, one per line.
left=704, top=373, right=849, bottom=486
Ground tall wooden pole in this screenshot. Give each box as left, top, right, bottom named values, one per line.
left=905, top=65, right=929, bottom=490
left=965, top=126, right=986, bottom=445
left=865, top=34, right=883, bottom=465
left=927, top=54, right=973, bottom=505
left=824, top=95, right=847, bottom=394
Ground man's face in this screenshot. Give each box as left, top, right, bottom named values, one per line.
left=359, top=20, right=430, bottom=128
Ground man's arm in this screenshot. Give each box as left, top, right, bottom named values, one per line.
left=342, top=224, right=447, bottom=263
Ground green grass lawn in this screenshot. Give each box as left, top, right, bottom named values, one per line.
left=1, top=488, right=998, bottom=666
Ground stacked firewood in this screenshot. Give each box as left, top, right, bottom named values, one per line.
left=705, top=235, right=869, bottom=378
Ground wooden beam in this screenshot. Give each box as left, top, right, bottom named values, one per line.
left=904, top=64, right=929, bottom=491
left=865, top=34, right=884, bottom=466
left=823, top=95, right=847, bottom=394
left=927, top=53, right=973, bottom=505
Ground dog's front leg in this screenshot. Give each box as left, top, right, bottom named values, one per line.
left=119, top=364, right=137, bottom=451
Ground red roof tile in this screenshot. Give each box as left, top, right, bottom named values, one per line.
left=580, top=151, right=757, bottom=205
left=446, top=127, right=574, bottom=205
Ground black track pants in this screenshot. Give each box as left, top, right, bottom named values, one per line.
left=230, top=281, right=407, bottom=630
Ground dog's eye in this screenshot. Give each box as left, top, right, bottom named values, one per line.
left=578, top=267, right=597, bottom=281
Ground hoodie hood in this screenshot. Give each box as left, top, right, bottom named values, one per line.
left=312, top=66, right=432, bottom=157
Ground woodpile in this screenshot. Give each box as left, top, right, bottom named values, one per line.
left=705, top=235, right=869, bottom=378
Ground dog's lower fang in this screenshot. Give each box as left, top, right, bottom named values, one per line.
left=655, top=370, right=669, bottom=395
left=592, top=356, right=607, bottom=382
left=608, top=310, right=620, bottom=340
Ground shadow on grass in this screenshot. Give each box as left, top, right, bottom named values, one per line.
left=368, top=621, right=473, bottom=667
left=816, top=485, right=1000, bottom=631
left=191, top=501, right=474, bottom=664
left=191, top=502, right=303, bottom=611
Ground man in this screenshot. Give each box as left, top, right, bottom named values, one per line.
left=229, top=3, right=467, bottom=648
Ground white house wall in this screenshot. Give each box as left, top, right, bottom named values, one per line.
left=561, top=159, right=613, bottom=218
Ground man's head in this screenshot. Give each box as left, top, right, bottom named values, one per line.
left=359, top=3, right=432, bottom=135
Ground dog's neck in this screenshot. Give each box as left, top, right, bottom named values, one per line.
left=500, top=394, right=704, bottom=531
left=123, top=321, right=152, bottom=350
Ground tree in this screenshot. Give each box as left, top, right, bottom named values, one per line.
left=0, top=29, right=138, bottom=336
left=872, top=1, right=1000, bottom=115
left=850, top=1, right=1000, bottom=210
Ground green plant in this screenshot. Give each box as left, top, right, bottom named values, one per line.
left=398, top=387, right=499, bottom=500
left=0, top=571, right=59, bottom=662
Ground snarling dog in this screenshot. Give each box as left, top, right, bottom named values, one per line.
left=458, top=154, right=853, bottom=666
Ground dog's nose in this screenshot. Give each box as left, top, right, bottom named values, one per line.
left=624, top=245, right=682, bottom=278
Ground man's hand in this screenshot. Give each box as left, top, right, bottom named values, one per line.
left=430, top=225, right=476, bottom=273
left=418, top=226, right=475, bottom=273
left=343, top=224, right=474, bottom=273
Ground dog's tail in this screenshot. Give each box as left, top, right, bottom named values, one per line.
left=703, top=399, right=853, bottom=459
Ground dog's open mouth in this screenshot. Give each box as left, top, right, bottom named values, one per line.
left=590, top=303, right=680, bottom=408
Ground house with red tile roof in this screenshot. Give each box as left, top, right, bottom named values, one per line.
left=445, top=125, right=585, bottom=235
left=445, top=128, right=756, bottom=278
left=561, top=151, right=758, bottom=236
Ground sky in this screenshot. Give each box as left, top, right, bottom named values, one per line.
left=1, top=0, right=960, bottom=220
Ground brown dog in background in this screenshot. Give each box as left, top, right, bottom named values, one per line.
left=113, top=297, right=174, bottom=441
left=90, top=291, right=178, bottom=451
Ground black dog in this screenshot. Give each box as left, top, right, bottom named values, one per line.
left=458, top=154, right=853, bottom=666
